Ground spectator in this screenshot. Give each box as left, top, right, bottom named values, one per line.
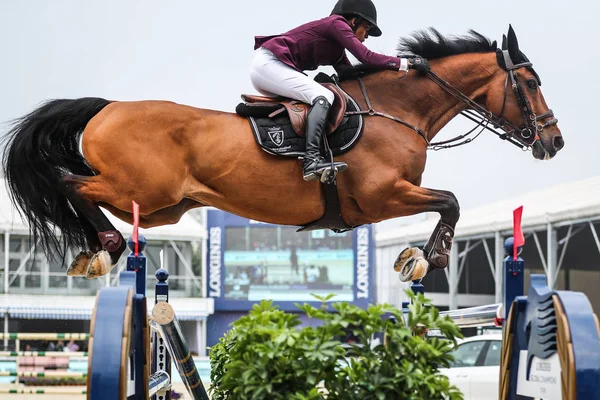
left=305, top=265, right=319, bottom=283
left=289, top=245, right=299, bottom=275
left=66, top=339, right=80, bottom=352
left=318, top=265, right=329, bottom=284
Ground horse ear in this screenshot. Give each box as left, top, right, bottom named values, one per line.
left=491, top=40, right=497, bottom=49
left=507, top=24, right=520, bottom=61
left=501, top=34, right=507, bottom=50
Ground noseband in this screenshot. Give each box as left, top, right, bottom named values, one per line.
left=346, top=50, right=559, bottom=150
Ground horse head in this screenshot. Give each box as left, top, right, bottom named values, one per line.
left=488, top=25, right=563, bottom=160
left=379, top=26, right=564, bottom=159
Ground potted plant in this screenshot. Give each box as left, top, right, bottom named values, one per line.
left=209, top=291, right=464, bottom=400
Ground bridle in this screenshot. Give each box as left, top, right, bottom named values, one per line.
left=345, top=50, right=559, bottom=151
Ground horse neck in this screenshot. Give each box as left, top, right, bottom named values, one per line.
left=348, top=53, right=500, bottom=142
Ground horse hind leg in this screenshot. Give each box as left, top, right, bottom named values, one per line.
left=66, top=212, right=101, bottom=277
left=60, top=174, right=127, bottom=279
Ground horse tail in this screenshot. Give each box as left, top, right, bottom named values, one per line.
left=1, top=97, right=112, bottom=261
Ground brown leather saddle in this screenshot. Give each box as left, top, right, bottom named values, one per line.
left=240, top=82, right=348, bottom=137
left=237, top=75, right=360, bottom=234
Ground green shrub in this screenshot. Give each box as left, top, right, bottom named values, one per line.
left=209, top=291, right=464, bottom=400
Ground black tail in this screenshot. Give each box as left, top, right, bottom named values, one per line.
left=1, top=97, right=112, bottom=262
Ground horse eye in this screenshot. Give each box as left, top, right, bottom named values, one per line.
left=526, top=79, right=538, bottom=89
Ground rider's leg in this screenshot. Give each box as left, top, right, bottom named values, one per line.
left=250, top=48, right=348, bottom=181
left=301, top=96, right=347, bottom=181
left=250, top=47, right=334, bottom=104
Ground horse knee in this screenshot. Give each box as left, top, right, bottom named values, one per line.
left=442, top=192, right=460, bottom=225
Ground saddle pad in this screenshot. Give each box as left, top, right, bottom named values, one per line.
left=247, top=91, right=364, bottom=158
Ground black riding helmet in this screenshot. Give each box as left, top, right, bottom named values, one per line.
left=330, top=0, right=382, bottom=37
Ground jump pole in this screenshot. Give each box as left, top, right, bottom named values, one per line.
left=152, top=302, right=210, bottom=399
left=0, top=333, right=89, bottom=340
left=0, top=351, right=87, bottom=357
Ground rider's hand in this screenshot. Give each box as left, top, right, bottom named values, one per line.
left=408, top=57, right=430, bottom=72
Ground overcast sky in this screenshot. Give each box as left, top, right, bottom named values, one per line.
left=1, top=0, right=598, bottom=233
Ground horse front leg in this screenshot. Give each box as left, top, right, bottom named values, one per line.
left=377, top=181, right=460, bottom=282
left=395, top=215, right=456, bottom=282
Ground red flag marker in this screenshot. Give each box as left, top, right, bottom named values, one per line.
left=513, top=206, right=524, bottom=260
left=132, top=201, right=140, bottom=256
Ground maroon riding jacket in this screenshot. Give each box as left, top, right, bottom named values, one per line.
left=254, top=15, right=401, bottom=73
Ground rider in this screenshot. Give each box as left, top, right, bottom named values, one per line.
left=250, top=0, right=430, bottom=181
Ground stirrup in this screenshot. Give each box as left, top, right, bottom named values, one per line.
left=303, top=166, right=324, bottom=182
left=303, top=170, right=321, bottom=182
left=320, top=167, right=337, bottom=184
left=302, top=163, right=348, bottom=183
left=302, top=156, right=327, bottom=182
left=320, top=162, right=348, bottom=184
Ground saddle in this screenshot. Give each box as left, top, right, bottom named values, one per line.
left=235, top=74, right=364, bottom=234
left=238, top=82, right=348, bottom=137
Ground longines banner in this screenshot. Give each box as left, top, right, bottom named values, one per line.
left=205, top=209, right=374, bottom=311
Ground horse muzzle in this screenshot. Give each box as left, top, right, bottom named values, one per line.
left=532, top=132, right=564, bottom=160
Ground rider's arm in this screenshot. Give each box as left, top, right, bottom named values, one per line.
left=329, top=17, right=409, bottom=71
left=333, top=53, right=352, bottom=74
left=333, top=53, right=362, bottom=78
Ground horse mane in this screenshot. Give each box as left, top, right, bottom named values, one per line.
left=337, top=28, right=497, bottom=81
left=397, top=28, right=497, bottom=59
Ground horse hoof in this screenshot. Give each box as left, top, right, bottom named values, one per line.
left=394, top=247, right=424, bottom=272
left=67, top=251, right=94, bottom=276
left=399, top=257, right=428, bottom=282
left=86, top=250, right=114, bottom=279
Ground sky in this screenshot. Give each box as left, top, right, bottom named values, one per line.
left=1, top=0, right=598, bottom=233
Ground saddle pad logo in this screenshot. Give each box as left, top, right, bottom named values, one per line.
left=268, top=128, right=284, bottom=147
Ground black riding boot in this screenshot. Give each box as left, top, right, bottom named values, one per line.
left=302, top=96, right=348, bottom=182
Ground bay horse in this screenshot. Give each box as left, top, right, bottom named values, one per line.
left=2, top=25, right=562, bottom=283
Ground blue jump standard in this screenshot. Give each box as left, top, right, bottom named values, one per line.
left=88, top=235, right=210, bottom=400
left=404, top=237, right=600, bottom=399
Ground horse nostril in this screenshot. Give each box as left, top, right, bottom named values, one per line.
left=553, top=136, right=564, bottom=151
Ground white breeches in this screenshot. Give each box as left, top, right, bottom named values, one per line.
left=249, top=47, right=335, bottom=106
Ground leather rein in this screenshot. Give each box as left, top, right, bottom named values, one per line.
left=344, top=50, right=559, bottom=151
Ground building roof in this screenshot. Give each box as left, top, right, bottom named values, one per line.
left=376, top=175, right=600, bottom=246
left=0, top=178, right=206, bottom=241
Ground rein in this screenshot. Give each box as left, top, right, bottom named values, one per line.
left=344, top=52, right=558, bottom=151
left=345, top=78, right=431, bottom=145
